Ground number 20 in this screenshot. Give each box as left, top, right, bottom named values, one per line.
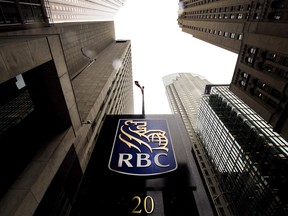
left=131, top=196, right=154, bottom=214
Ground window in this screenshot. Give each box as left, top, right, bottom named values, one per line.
left=1, top=2, right=21, bottom=24
left=264, top=52, right=277, bottom=61
left=271, top=1, right=285, bottom=9
left=239, top=80, right=246, bottom=87
left=237, top=34, right=243, bottom=40
left=270, top=89, right=282, bottom=99
left=256, top=3, right=263, bottom=9
left=283, top=58, right=288, bottom=66
left=258, top=62, right=273, bottom=72
left=254, top=13, right=261, bottom=20
left=246, top=57, right=254, bottom=64
left=268, top=12, right=282, bottom=20
left=230, top=33, right=236, bottom=39
left=267, top=98, right=278, bottom=108
left=249, top=47, right=257, bottom=54
left=242, top=72, right=249, bottom=78
left=277, top=69, right=288, bottom=80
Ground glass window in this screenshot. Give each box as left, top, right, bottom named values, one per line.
left=237, top=34, right=243, bottom=40
left=268, top=12, right=282, bottom=20
left=271, top=1, right=285, bottom=9
left=283, top=57, right=288, bottom=66
left=258, top=62, right=273, bottom=72
left=246, top=57, right=254, bottom=63
left=265, top=52, right=277, bottom=61
left=21, top=4, right=34, bottom=22
left=249, top=47, right=257, bottom=54
left=239, top=80, right=246, bottom=86
left=1, top=2, right=21, bottom=24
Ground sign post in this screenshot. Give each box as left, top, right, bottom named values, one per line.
left=134, top=81, right=145, bottom=115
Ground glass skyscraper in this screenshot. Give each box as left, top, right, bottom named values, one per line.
left=198, top=86, right=288, bottom=215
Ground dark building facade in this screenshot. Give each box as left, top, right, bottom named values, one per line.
left=0, top=22, right=134, bottom=216
left=178, top=0, right=288, bottom=140
left=197, top=86, right=288, bottom=216
left=230, top=31, right=288, bottom=140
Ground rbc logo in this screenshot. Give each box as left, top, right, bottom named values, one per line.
left=108, top=119, right=177, bottom=176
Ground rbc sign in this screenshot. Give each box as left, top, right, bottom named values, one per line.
left=109, top=119, right=177, bottom=176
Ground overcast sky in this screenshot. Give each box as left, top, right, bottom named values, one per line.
left=114, top=0, right=238, bottom=114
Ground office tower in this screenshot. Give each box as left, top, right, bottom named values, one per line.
left=163, top=73, right=231, bottom=216
left=230, top=32, right=288, bottom=140
left=48, top=0, right=126, bottom=23
left=0, top=0, right=126, bottom=31
left=197, top=85, right=288, bottom=216
left=178, top=0, right=288, bottom=140
left=163, top=73, right=210, bottom=129
left=0, top=22, right=133, bottom=216
left=178, top=0, right=287, bottom=54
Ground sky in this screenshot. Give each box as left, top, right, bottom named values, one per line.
left=114, top=0, right=238, bottom=114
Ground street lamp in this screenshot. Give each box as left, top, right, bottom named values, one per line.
left=134, top=81, right=145, bottom=115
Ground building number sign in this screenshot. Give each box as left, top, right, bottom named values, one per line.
left=131, top=196, right=154, bottom=214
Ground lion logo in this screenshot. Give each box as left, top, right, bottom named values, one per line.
left=109, top=119, right=177, bottom=176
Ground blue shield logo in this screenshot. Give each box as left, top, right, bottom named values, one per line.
left=108, top=119, right=177, bottom=176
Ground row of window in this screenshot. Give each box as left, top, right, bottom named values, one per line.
left=210, top=86, right=287, bottom=146
left=182, top=24, right=243, bottom=40
left=186, top=4, right=251, bottom=14
left=235, top=69, right=282, bottom=109
left=183, top=10, right=285, bottom=21
left=182, top=0, right=287, bottom=21
left=184, top=0, right=285, bottom=10
left=217, top=88, right=283, bottom=144
left=197, top=96, right=282, bottom=215
left=184, top=0, right=220, bottom=8
left=200, top=88, right=288, bottom=210
left=242, top=45, right=288, bottom=81
left=183, top=12, right=249, bottom=21
left=0, top=1, right=45, bottom=24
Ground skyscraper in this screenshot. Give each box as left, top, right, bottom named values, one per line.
left=178, top=0, right=288, bottom=140
left=178, top=0, right=288, bottom=54
left=0, top=0, right=126, bottom=32
left=47, top=0, right=126, bottom=23
left=163, top=73, right=210, bottom=129
left=163, top=73, right=231, bottom=216
left=197, top=86, right=288, bottom=215
left=0, top=22, right=133, bottom=216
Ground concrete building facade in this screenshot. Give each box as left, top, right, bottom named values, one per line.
left=0, top=22, right=133, bottom=216
left=178, top=0, right=288, bottom=140
left=0, top=0, right=126, bottom=32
